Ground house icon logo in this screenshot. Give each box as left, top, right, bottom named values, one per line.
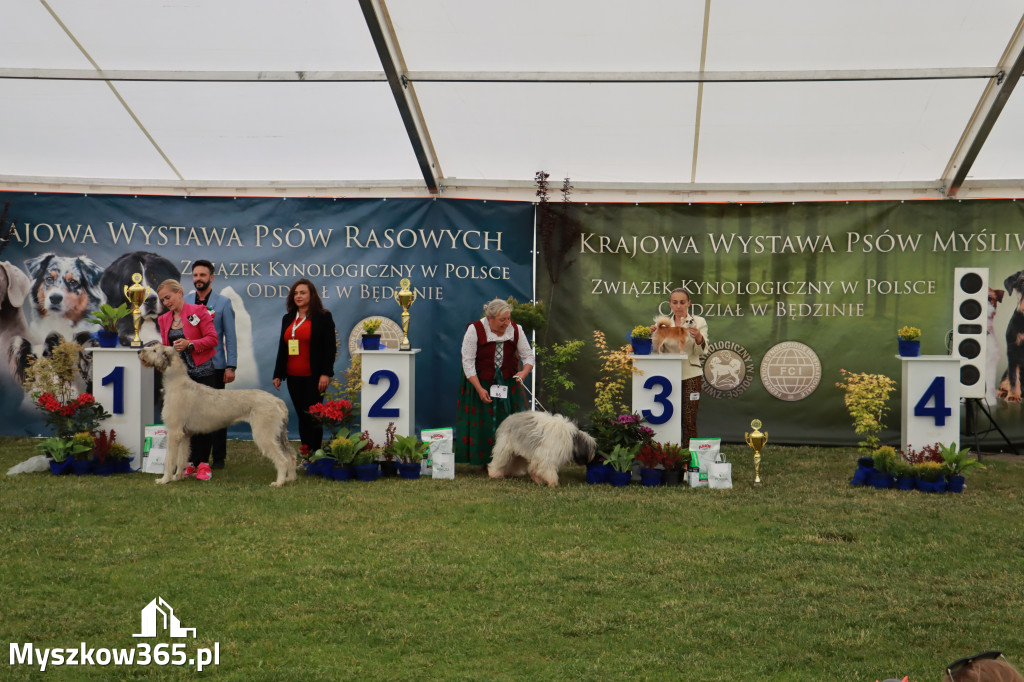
left=133, top=597, right=196, bottom=638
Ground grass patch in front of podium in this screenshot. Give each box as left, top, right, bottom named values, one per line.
left=2, top=437, right=1022, bottom=681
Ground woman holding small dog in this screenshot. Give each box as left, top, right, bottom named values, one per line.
left=654, top=287, right=709, bottom=448
left=456, top=298, right=535, bottom=467
left=272, top=278, right=336, bottom=455
left=156, top=278, right=219, bottom=480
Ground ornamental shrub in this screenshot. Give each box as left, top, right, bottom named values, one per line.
left=835, top=369, right=897, bottom=452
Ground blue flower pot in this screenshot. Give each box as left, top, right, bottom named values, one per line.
left=354, top=462, right=380, bottom=481
left=331, top=464, right=353, bottom=481
left=868, top=471, right=894, bottom=489
left=630, top=338, right=653, bottom=355
left=946, top=475, right=965, bottom=493
left=95, top=330, right=119, bottom=348
left=398, top=462, right=421, bottom=479
left=49, top=459, right=72, bottom=475
left=850, top=465, right=875, bottom=486
left=639, top=467, right=663, bottom=487
left=71, top=459, right=92, bottom=476
left=361, top=335, right=381, bottom=350
left=896, top=477, right=916, bottom=491
left=608, top=470, right=632, bottom=487
left=916, top=478, right=946, bottom=493
left=898, top=339, right=921, bottom=357
left=586, top=463, right=610, bottom=484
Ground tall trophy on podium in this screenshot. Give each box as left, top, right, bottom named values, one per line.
left=393, top=278, right=417, bottom=351
left=124, top=273, right=150, bottom=348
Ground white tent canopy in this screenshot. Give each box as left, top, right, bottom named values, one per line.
left=3, top=0, right=1024, bottom=201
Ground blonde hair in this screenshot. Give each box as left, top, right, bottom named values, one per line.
left=157, top=279, right=182, bottom=294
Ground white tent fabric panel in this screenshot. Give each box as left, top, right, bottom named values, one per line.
left=386, top=1, right=707, bottom=71
left=117, top=82, right=421, bottom=182
left=0, top=79, right=177, bottom=180
left=704, top=0, right=1023, bottom=70
left=698, top=80, right=989, bottom=183
left=416, top=83, right=698, bottom=183
left=967, top=92, right=1024, bottom=181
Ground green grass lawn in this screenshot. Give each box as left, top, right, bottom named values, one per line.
left=2, top=437, right=1022, bottom=681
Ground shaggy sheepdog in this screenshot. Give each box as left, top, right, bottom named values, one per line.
left=488, top=411, right=596, bottom=487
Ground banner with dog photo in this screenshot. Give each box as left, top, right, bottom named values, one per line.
left=536, top=199, right=1024, bottom=447
left=0, top=193, right=533, bottom=439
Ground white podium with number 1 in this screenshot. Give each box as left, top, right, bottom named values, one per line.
left=359, top=349, right=419, bottom=444
left=630, top=354, right=686, bottom=445
left=899, top=355, right=961, bottom=454
left=88, top=347, right=155, bottom=469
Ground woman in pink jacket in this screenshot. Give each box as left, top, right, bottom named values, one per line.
left=156, top=278, right=219, bottom=480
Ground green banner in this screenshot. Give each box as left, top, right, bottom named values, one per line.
left=537, top=200, right=1024, bottom=448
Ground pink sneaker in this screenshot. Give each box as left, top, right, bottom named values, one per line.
left=196, top=462, right=212, bottom=481
left=183, top=464, right=197, bottom=478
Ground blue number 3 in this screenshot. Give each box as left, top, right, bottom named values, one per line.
left=641, top=375, right=674, bottom=425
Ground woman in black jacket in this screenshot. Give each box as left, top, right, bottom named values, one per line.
left=272, top=278, right=337, bottom=453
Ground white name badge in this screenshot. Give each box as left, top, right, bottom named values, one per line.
left=689, top=392, right=701, bottom=401
left=489, top=384, right=508, bottom=399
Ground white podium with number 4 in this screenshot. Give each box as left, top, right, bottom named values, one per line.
left=630, top=354, right=686, bottom=445
left=359, top=349, right=419, bottom=444
left=89, top=347, right=155, bottom=469
left=899, top=355, right=960, bottom=454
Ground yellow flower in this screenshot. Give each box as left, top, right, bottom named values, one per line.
left=897, top=326, right=921, bottom=341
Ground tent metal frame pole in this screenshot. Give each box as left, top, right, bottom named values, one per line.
left=359, top=0, right=441, bottom=194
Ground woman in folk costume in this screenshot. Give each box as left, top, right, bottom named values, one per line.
left=456, top=298, right=535, bottom=467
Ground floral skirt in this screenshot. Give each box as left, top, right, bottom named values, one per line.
left=455, top=374, right=524, bottom=466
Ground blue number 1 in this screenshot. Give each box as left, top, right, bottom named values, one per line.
left=913, top=376, right=952, bottom=426
left=101, top=366, right=125, bottom=414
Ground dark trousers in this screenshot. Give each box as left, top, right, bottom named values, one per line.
left=189, top=369, right=227, bottom=465
left=681, top=376, right=703, bottom=449
left=188, top=372, right=219, bottom=466
left=286, top=375, right=325, bottom=452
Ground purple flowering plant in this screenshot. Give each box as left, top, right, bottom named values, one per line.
left=591, top=412, right=655, bottom=458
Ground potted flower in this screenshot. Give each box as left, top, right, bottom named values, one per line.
left=659, top=442, right=687, bottom=486
left=914, top=461, right=947, bottom=493
left=352, top=446, right=380, bottom=481
left=330, top=428, right=369, bottom=480
left=69, top=431, right=96, bottom=475
left=897, top=325, right=921, bottom=357
left=890, top=458, right=916, bottom=491
left=87, top=303, right=131, bottom=347
left=306, top=443, right=336, bottom=478
left=361, top=318, right=384, bottom=350
left=603, top=444, right=638, bottom=487
left=629, top=324, right=652, bottom=355
left=939, top=442, right=984, bottom=493
left=636, top=443, right=667, bottom=487
left=868, top=445, right=897, bottom=489
left=36, top=436, right=89, bottom=475
left=585, top=455, right=611, bottom=485
left=308, top=399, right=354, bottom=442
left=389, top=434, right=429, bottom=479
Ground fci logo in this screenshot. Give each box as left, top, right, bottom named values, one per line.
left=133, top=597, right=196, bottom=639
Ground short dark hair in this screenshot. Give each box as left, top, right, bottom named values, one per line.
left=192, top=259, right=215, bottom=274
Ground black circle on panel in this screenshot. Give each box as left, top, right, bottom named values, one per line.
left=959, top=299, right=983, bottom=320
left=961, top=365, right=981, bottom=386
left=960, top=272, right=983, bottom=294
left=958, top=338, right=981, bottom=359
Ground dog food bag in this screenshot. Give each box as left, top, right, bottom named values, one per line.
left=141, top=424, right=168, bottom=474
left=432, top=451, right=455, bottom=480
left=421, top=427, right=454, bottom=475
left=690, top=437, right=722, bottom=472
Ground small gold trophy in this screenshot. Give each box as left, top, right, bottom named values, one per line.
left=745, top=419, right=768, bottom=485
left=124, top=273, right=150, bottom=348
left=393, top=278, right=417, bottom=351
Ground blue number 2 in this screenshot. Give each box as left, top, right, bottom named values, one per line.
left=913, top=376, right=952, bottom=426
left=368, top=369, right=400, bottom=418
left=641, top=375, right=674, bottom=425
left=101, top=366, right=125, bottom=414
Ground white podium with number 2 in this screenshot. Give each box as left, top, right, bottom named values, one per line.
left=359, top=349, right=419, bottom=444
left=630, top=354, right=686, bottom=445
left=89, top=348, right=155, bottom=469
left=899, top=355, right=960, bottom=454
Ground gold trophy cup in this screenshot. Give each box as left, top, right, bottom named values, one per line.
left=124, top=273, right=150, bottom=348
left=745, top=419, right=768, bottom=485
left=393, top=278, right=417, bottom=351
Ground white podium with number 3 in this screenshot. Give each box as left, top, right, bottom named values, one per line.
left=630, top=354, right=686, bottom=446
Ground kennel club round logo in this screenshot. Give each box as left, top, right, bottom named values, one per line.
left=702, top=341, right=754, bottom=399
left=760, top=341, right=822, bottom=401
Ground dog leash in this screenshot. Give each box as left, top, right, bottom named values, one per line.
left=514, top=376, right=548, bottom=413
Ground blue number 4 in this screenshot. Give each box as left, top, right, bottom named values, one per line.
left=913, top=377, right=952, bottom=426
